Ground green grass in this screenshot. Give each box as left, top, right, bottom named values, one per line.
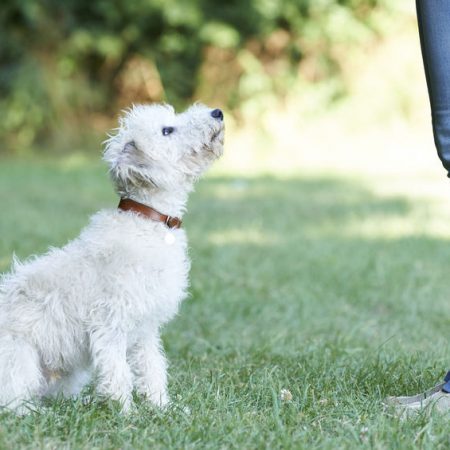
left=1, top=157, right=450, bottom=449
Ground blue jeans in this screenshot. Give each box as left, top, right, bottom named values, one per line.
left=416, top=0, right=450, bottom=176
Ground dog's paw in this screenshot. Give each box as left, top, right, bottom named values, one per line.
left=120, top=397, right=134, bottom=414
left=97, top=391, right=133, bottom=414
left=141, top=389, right=170, bottom=408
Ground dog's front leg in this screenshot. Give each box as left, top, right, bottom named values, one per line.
left=128, top=330, right=169, bottom=407
left=90, top=328, right=133, bottom=411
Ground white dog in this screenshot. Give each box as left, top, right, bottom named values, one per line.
left=0, top=103, right=224, bottom=414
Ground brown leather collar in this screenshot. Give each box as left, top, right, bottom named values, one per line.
left=118, top=198, right=182, bottom=229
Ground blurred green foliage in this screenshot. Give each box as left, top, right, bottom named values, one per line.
left=0, top=0, right=388, bottom=152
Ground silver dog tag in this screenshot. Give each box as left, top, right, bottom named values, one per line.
left=164, top=232, right=175, bottom=245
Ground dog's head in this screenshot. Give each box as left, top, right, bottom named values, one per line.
left=103, top=103, right=224, bottom=194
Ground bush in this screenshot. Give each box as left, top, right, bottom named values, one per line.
left=0, top=0, right=389, bottom=152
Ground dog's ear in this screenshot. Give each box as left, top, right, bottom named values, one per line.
left=123, top=141, right=137, bottom=153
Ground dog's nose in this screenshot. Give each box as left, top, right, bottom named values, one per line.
left=211, top=109, right=224, bottom=121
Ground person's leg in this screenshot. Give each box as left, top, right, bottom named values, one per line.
left=387, top=1, right=450, bottom=413
left=416, top=0, right=450, bottom=175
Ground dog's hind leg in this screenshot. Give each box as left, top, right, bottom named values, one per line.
left=0, top=335, right=46, bottom=414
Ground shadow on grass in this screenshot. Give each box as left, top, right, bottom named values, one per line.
left=189, top=175, right=412, bottom=234
left=173, top=175, right=450, bottom=362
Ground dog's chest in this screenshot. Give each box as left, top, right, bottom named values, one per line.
left=124, top=228, right=190, bottom=325
left=85, top=212, right=191, bottom=328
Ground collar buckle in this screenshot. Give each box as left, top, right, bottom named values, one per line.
left=165, top=215, right=182, bottom=229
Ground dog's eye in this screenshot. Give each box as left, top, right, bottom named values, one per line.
left=162, top=127, right=174, bottom=136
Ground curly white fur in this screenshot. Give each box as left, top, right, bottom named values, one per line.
left=0, top=103, right=224, bottom=414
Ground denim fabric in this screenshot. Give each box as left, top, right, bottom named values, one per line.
left=416, top=0, right=450, bottom=176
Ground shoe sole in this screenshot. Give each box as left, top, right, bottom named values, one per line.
left=384, top=382, right=445, bottom=406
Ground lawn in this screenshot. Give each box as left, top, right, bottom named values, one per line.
left=1, top=155, right=450, bottom=449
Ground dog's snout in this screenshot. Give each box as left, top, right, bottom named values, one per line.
left=210, top=109, right=224, bottom=121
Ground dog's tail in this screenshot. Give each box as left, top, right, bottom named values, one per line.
left=0, top=335, right=45, bottom=414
